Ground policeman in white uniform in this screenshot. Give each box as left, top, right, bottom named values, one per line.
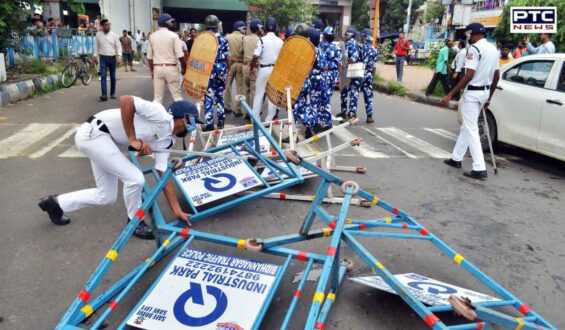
left=38, top=96, right=200, bottom=238
left=249, top=17, right=283, bottom=121
left=442, top=23, right=499, bottom=180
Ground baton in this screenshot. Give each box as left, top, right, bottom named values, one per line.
left=481, top=107, right=498, bottom=175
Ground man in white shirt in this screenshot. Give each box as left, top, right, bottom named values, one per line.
left=249, top=17, right=283, bottom=121
left=451, top=39, right=467, bottom=100
left=525, top=33, right=556, bottom=55
left=38, top=96, right=200, bottom=239
left=93, top=19, right=122, bottom=101
left=135, top=29, right=142, bottom=53
left=441, top=23, right=500, bottom=180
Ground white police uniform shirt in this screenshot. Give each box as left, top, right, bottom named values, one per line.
left=450, top=38, right=499, bottom=172
left=57, top=96, right=175, bottom=220
left=252, top=32, right=283, bottom=121
left=452, top=48, right=467, bottom=73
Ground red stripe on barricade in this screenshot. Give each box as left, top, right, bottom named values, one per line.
left=424, top=313, right=439, bottom=327
left=135, top=209, right=145, bottom=221
left=518, top=304, right=531, bottom=315
left=314, top=322, right=324, bottom=329
left=327, top=246, right=337, bottom=256
left=280, top=193, right=286, bottom=200
left=476, top=322, right=484, bottom=330
left=329, top=221, right=336, bottom=230
left=109, top=301, right=118, bottom=311
left=272, top=150, right=277, bottom=156
left=77, top=289, right=91, bottom=303
left=213, top=129, right=220, bottom=135
left=180, top=228, right=190, bottom=239
left=294, top=290, right=302, bottom=298
left=402, top=222, right=408, bottom=229
left=297, top=251, right=307, bottom=261
left=392, top=208, right=399, bottom=215
left=274, top=119, right=280, bottom=125
left=420, top=228, right=429, bottom=236
left=359, top=224, right=367, bottom=230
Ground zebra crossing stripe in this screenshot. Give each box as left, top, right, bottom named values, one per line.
left=0, top=123, right=61, bottom=159
left=377, top=127, right=452, bottom=159
left=30, top=126, right=78, bottom=159
left=59, top=145, right=85, bottom=158
left=361, top=127, right=417, bottom=159
left=332, top=128, right=389, bottom=159
left=423, top=128, right=458, bottom=141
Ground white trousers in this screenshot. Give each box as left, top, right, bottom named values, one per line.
left=252, top=66, right=277, bottom=121
left=57, top=123, right=146, bottom=219
left=451, top=90, right=487, bottom=171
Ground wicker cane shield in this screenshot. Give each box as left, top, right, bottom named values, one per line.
left=266, top=36, right=316, bottom=108
left=183, top=31, right=218, bottom=99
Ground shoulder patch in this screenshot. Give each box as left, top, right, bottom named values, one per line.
left=466, top=53, right=474, bottom=60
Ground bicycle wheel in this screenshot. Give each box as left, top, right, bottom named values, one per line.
left=80, top=59, right=93, bottom=85
left=61, top=62, right=79, bottom=88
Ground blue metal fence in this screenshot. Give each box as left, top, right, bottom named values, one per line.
left=5, top=28, right=96, bottom=68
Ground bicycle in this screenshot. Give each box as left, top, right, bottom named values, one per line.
left=61, top=51, right=95, bottom=88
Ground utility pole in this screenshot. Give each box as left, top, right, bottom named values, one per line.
left=370, top=0, right=380, bottom=47
left=406, top=0, right=413, bottom=34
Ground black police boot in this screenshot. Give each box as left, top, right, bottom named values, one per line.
left=128, top=219, right=155, bottom=240
left=38, top=195, right=71, bottom=225
left=224, top=108, right=233, bottom=114
left=443, top=159, right=462, bottom=169
left=336, top=112, right=347, bottom=120
left=217, top=121, right=225, bottom=129
left=313, top=124, right=324, bottom=134
left=463, top=170, right=488, bottom=180
left=304, top=128, right=314, bottom=140
left=233, top=112, right=243, bottom=117
left=366, top=115, right=374, bottom=124
left=202, top=124, right=215, bottom=132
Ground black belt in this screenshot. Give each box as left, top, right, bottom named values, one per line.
left=233, top=60, right=243, bottom=64
left=86, top=116, right=110, bottom=134
left=259, top=64, right=274, bottom=68
left=467, top=84, right=490, bottom=91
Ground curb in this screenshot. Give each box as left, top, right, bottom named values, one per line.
left=374, top=81, right=458, bottom=110
left=0, top=73, right=61, bottom=107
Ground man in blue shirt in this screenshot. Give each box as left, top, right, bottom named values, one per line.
left=425, top=39, right=453, bottom=97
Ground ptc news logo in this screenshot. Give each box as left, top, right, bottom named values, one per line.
left=511, top=7, right=557, bottom=33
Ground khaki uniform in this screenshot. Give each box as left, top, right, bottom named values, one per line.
left=224, top=31, right=245, bottom=114
left=242, top=34, right=260, bottom=109
left=147, top=27, right=184, bottom=104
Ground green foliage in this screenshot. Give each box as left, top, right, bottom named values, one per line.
left=22, top=59, right=49, bottom=75
left=493, top=0, right=565, bottom=52
left=246, top=0, right=319, bottom=30
left=377, top=39, right=394, bottom=63
left=66, top=0, right=86, bottom=15
left=424, top=0, right=445, bottom=24
left=0, top=0, right=41, bottom=50
left=379, top=0, right=424, bottom=33
left=387, top=81, right=407, bottom=96
left=352, top=0, right=369, bottom=30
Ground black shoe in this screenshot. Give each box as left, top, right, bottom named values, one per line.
left=217, top=121, right=225, bottom=129
left=202, top=124, right=215, bottom=132
left=38, top=195, right=71, bottom=225
left=110, top=95, right=116, bottom=99
left=100, top=95, right=108, bottom=101
left=313, top=124, right=324, bottom=134
left=337, top=112, right=347, bottom=119
left=233, top=112, right=243, bottom=117
left=225, top=108, right=233, bottom=114
left=348, top=114, right=357, bottom=120
left=304, top=128, right=314, bottom=140
left=463, top=170, right=488, bottom=180
left=128, top=219, right=155, bottom=240
left=366, top=115, right=374, bottom=124
left=443, top=159, right=462, bottom=169
left=281, top=135, right=299, bottom=144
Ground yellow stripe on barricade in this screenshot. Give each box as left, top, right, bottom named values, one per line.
left=327, top=293, right=336, bottom=301
left=453, top=254, right=464, bottom=264
left=81, top=305, right=94, bottom=318
left=322, top=228, right=331, bottom=237
left=162, top=239, right=170, bottom=248
left=372, top=197, right=380, bottom=204
left=237, top=239, right=246, bottom=249
left=313, top=292, right=325, bottom=303
left=514, top=318, right=524, bottom=330
left=105, top=250, right=118, bottom=262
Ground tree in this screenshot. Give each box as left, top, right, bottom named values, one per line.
left=374, top=0, right=425, bottom=33
left=424, top=0, right=445, bottom=24
left=0, top=0, right=41, bottom=51
left=351, top=0, right=369, bottom=30
left=493, top=0, right=564, bottom=53
left=245, top=0, right=319, bottom=30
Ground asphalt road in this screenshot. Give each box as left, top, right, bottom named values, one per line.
left=0, top=66, right=564, bottom=330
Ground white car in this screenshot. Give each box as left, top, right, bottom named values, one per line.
left=459, top=53, right=565, bottom=161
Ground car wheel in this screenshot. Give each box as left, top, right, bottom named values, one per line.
left=479, top=111, right=497, bottom=152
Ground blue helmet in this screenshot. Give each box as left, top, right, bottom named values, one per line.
left=265, top=17, right=277, bottom=32
left=168, top=100, right=202, bottom=123
left=308, top=28, right=320, bottom=47
left=361, top=28, right=373, bottom=41
left=233, top=20, right=246, bottom=33
left=158, top=14, right=174, bottom=27
left=345, top=27, right=357, bottom=39
left=250, top=18, right=263, bottom=32
left=285, top=27, right=294, bottom=38
left=322, top=26, right=334, bottom=36
left=313, top=18, right=324, bottom=30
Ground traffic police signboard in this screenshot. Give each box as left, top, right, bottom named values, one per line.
left=127, top=248, right=281, bottom=329
left=174, top=158, right=261, bottom=205
left=217, top=130, right=271, bottom=155
left=350, top=273, right=500, bottom=306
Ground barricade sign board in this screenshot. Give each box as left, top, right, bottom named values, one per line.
left=350, top=273, right=500, bottom=306
left=127, top=248, right=281, bottom=330
left=175, top=158, right=261, bottom=206
left=217, top=130, right=270, bottom=155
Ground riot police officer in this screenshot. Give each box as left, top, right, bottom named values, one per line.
left=339, top=28, right=362, bottom=119
left=360, top=28, right=379, bottom=123
left=320, top=26, right=342, bottom=130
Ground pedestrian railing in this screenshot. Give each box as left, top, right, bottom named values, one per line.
left=5, top=27, right=96, bottom=68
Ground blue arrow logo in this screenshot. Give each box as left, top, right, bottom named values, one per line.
left=407, top=281, right=458, bottom=295
left=173, top=282, right=228, bottom=327
left=202, top=173, right=237, bottom=192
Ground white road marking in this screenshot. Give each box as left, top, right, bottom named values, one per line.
left=58, top=145, right=85, bottom=158
left=0, top=123, right=62, bottom=159
left=333, top=128, right=389, bottom=158
left=29, top=126, right=78, bottom=159
left=423, top=128, right=458, bottom=141
left=362, top=127, right=417, bottom=159
left=377, top=127, right=452, bottom=158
